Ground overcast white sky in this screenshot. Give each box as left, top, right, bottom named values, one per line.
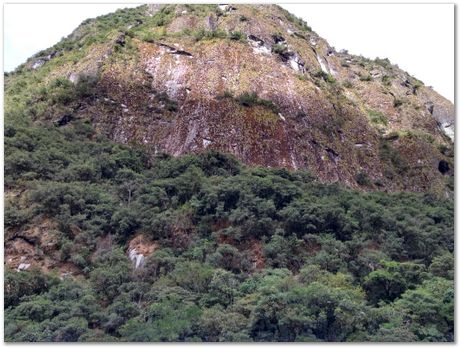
left=3, top=3, right=454, bottom=102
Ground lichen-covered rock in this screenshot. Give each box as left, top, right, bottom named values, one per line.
left=5, top=4, right=454, bottom=192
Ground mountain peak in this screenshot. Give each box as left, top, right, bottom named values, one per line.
left=5, top=4, right=454, bottom=192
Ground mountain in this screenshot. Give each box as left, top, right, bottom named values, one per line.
left=4, top=5, right=454, bottom=342
left=5, top=4, right=454, bottom=193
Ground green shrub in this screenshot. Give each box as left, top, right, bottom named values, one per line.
left=359, top=74, right=372, bottom=82
left=229, top=31, right=246, bottom=41
left=382, top=75, right=392, bottom=86
left=282, top=9, right=312, bottom=31
left=194, top=28, right=227, bottom=41
left=314, top=71, right=336, bottom=84
left=374, top=57, right=391, bottom=69
left=59, top=239, right=73, bottom=261
left=412, top=79, right=423, bottom=94
left=71, top=254, right=89, bottom=269
left=5, top=270, right=58, bottom=308
left=356, top=171, right=371, bottom=186
left=141, top=31, right=157, bottom=43
left=237, top=92, right=258, bottom=107
left=236, top=92, right=278, bottom=112
left=379, top=140, right=409, bottom=174
left=367, top=109, right=388, bottom=126
left=193, top=28, right=206, bottom=41
left=272, top=43, right=288, bottom=55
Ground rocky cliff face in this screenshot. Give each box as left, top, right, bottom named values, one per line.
left=5, top=4, right=454, bottom=193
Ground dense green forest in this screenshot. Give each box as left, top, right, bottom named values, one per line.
left=4, top=113, right=454, bottom=341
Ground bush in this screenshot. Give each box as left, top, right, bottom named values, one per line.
left=229, top=31, right=245, bottom=41
left=359, top=74, right=372, bottom=82
left=314, top=70, right=336, bottom=84
left=141, top=32, right=157, bottom=43
left=367, top=109, right=388, bottom=126
left=272, top=43, right=288, bottom=55
left=235, top=92, right=278, bottom=113
left=194, top=28, right=227, bottom=41
left=60, top=239, right=73, bottom=261
left=379, top=140, right=409, bottom=174
left=382, top=75, right=392, bottom=86
left=237, top=92, right=258, bottom=107
left=5, top=270, right=57, bottom=308
left=283, top=10, right=312, bottom=31
left=90, top=248, right=132, bottom=301
left=374, top=57, right=392, bottom=69
left=356, top=171, right=371, bottom=186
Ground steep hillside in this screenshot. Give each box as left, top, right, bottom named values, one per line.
left=5, top=4, right=454, bottom=193
left=4, top=4, right=454, bottom=343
